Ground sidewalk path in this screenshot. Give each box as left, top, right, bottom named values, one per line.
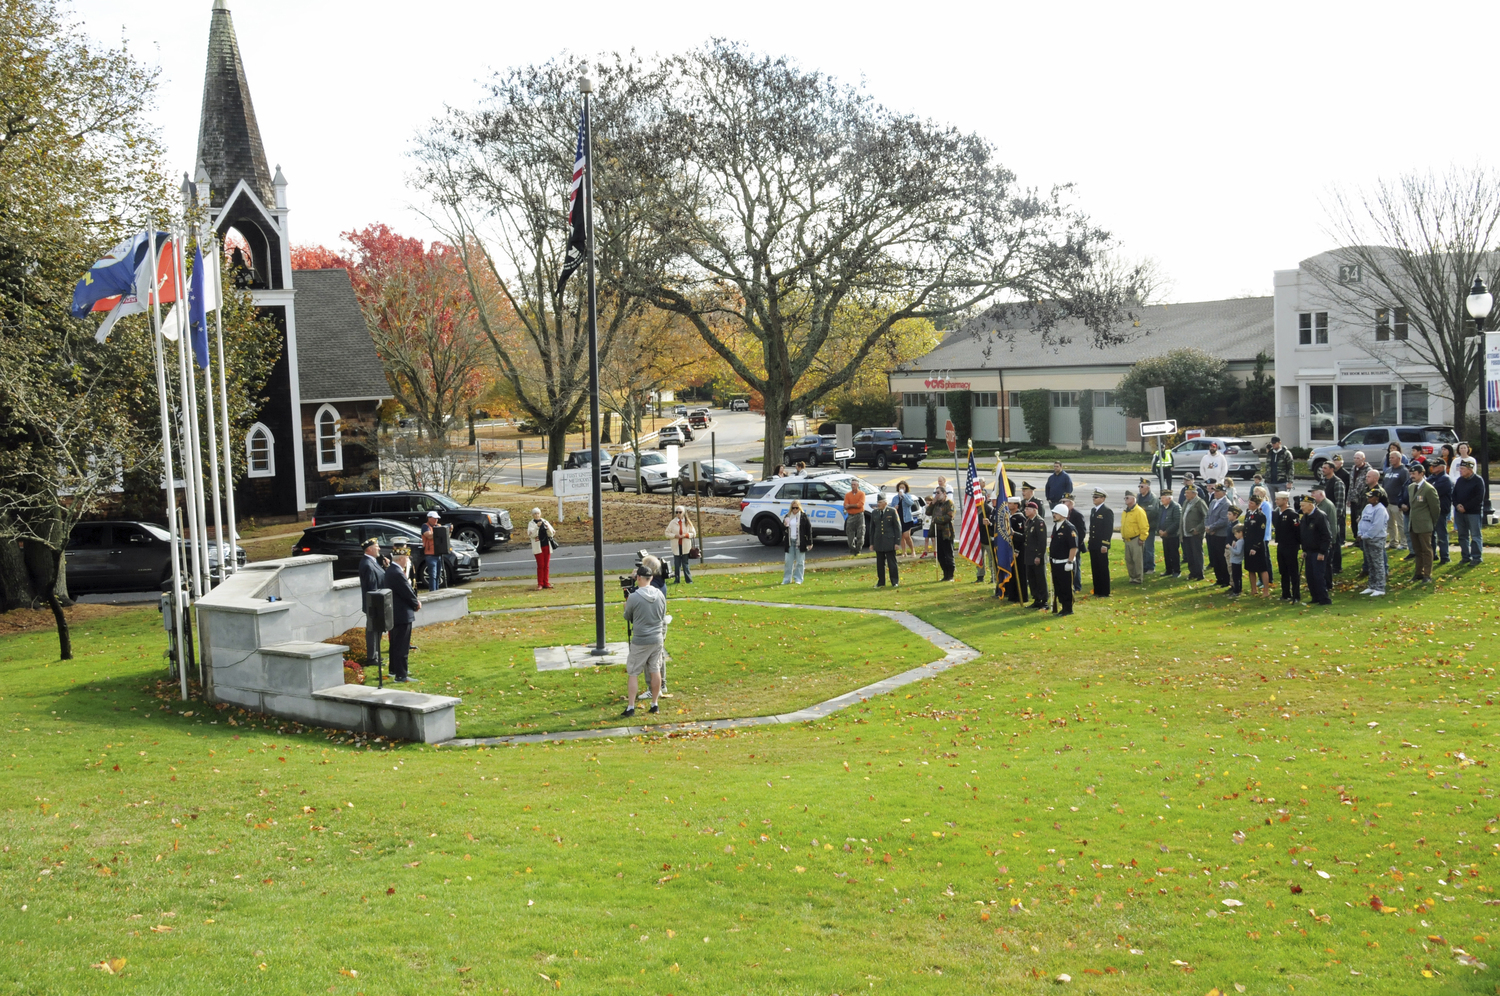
left=440, top=597, right=978, bottom=748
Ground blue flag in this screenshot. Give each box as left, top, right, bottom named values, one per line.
left=188, top=246, right=210, bottom=369
left=993, top=459, right=1015, bottom=591
left=70, top=232, right=162, bottom=318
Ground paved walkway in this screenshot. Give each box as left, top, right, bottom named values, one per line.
left=440, top=597, right=978, bottom=748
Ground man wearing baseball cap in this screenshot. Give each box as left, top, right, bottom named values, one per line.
left=622, top=564, right=669, bottom=717
left=421, top=510, right=446, bottom=592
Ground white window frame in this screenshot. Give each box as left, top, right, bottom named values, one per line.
left=246, top=422, right=275, bottom=478
left=314, top=404, right=343, bottom=472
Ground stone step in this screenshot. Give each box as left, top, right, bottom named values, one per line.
left=312, top=684, right=461, bottom=743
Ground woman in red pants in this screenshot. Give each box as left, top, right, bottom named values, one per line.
left=526, top=507, right=556, bottom=589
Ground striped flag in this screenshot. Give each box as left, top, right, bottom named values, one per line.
left=555, top=106, right=588, bottom=295
left=959, top=448, right=985, bottom=564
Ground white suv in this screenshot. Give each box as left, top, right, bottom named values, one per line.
left=738, top=472, right=878, bottom=547
left=729, top=399, right=750, bottom=412
left=610, top=451, right=673, bottom=493
left=657, top=425, right=685, bottom=449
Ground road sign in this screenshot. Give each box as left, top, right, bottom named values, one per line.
left=1146, top=386, right=1167, bottom=423
left=832, top=448, right=855, bottom=461
left=553, top=467, right=594, bottom=497
left=835, top=424, right=853, bottom=450
left=1139, top=419, right=1178, bottom=437
left=944, top=419, right=956, bottom=451
left=1184, top=428, right=1205, bottom=441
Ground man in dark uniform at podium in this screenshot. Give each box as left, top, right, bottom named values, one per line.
left=358, top=538, right=386, bottom=674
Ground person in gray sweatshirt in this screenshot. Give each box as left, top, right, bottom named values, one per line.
left=622, top=565, right=668, bottom=717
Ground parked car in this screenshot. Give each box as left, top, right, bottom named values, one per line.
left=1169, top=436, right=1261, bottom=480
left=657, top=425, right=686, bottom=448
left=610, top=451, right=674, bottom=492
left=676, top=459, right=753, bottom=496
left=563, top=449, right=611, bottom=481
left=312, top=490, right=512, bottom=550
left=852, top=428, right=928, bottom=470
left=290, top=518, right=479, bottom=586
left=1307, top=424, right=1459, bottom=476
left=783, top=434, right=837, bottom=466
left=66, top=520, right=246, bottom=594
left=739, top=472, right=878, bottom=547
left=729, top=399, right=750, bottom=412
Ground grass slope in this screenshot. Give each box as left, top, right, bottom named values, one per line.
left=1, top=545, right=1498, bottom=994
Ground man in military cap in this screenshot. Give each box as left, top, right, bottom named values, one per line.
left=1205, top=482, right=1232, bottom=586
left=383, top=540, right=423, bottom=682
left=1177, top=471, right=1197, bottom=506
left=1088, top=488, right=1113, bottom=597
left=1004, top=496, right=1028, bottom=603
left=1298, top=494, right=1333, bottom=605
left=1157, top=487, right=1181, bottom=577
left=1273, top=491, right=1301, bottom=602
left=1064, top=494, right=1087, bottom=594
left=1136, top=477, right=1160, bottom=574
left=1049, top=504, right=1079, bottom=616
left=1020, top=481, right=1038, bottom=511
left=1180, top=485, right=1208, bottom=580
left=1023, top=500, right=1049, bottom=610
left=1312, top=485, right=1340, bottom=575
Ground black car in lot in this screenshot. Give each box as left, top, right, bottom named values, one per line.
left=563, top=449, right=611, bottom=481
left=312, top=490, right=512, bottom=550
left=675, top=459, right=753, bottom=496
left=782, top=434, right=837, bottom=466
left=66, top=520, right=246, bottom=594
left=290, top=518, right=480, bottom=585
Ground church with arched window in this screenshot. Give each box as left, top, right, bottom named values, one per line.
left=193, top=0, right=390, bottom=519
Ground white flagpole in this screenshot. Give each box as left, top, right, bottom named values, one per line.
left=198, top=238, right=227, bottom=582
left=177, top=229, right=212, bottom=591
left=148, top=230, right=189, bottom=702
left=172, top=238, right=205, bottom=601
left=214, top=273, right=238, bottom=572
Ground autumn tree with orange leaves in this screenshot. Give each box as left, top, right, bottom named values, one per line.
left=292, top=225, right=488, bottom=441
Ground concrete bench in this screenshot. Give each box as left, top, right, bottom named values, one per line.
left=311, top=684, right=460, bottom=743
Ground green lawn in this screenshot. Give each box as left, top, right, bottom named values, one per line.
left=2, top=544, right=1499, bottom=993
left=426, top=603, right=930, bottom=736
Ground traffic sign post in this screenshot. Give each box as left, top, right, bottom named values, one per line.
left=833, top=447, right=854, bottom=471
left=1139, top=419, right=1178, bottom=437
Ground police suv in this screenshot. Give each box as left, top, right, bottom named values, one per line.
left=738, top=471, right=879, bottom=546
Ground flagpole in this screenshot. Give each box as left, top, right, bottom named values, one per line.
left=176, top=228, right=212, bottom=596
left=215, top=295, right=237, bottom=572
left=197, top=242, right=226, bottom=585
left=172, top=241, right=205, bottom=602
left=580, top=77, right=607, bottom=656
left=149, top=230, right=189, bottom=702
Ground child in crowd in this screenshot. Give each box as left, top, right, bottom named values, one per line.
left=1228, top=522, right=1245, bottom=596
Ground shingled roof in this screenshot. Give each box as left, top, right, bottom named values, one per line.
left=196, top=0, right=275, bottom=209
left=293, top=269, right=392, bottom=403
left=898, top=297, right=1275, bottom=372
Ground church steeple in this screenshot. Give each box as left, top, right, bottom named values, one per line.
left=196, top=0, right=274, bottom=209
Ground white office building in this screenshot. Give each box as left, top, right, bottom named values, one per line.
left=1273, top=250, right=1455, bottom=447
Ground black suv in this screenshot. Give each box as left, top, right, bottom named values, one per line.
left=66, top=520, right=246, bottom=594
left=290, top=519, right=480, bottom=585
left=312, top=491, right=513, bottom=550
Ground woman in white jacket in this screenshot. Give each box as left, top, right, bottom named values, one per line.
left=664, top=506, right=697, bottom=583
left=526, top=508, right=556, bottom=589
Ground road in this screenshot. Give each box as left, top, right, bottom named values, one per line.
left=477, top=530, right=857, bottom=580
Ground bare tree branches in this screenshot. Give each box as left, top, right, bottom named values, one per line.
left=1314, top=166, right=1500, bottom=429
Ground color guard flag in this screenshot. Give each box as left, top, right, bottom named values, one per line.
left=555, top=106, right=588, bottom=295
left=992, top=459, right=1015, bottom=590
left=77, top=231, right=176, bottom=342
left=959, top=448, right=986, bottom=565
left=187, top=245, right=210, bottom=368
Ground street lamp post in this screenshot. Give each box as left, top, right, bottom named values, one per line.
left=1465, top=277, right=1494, bottom=516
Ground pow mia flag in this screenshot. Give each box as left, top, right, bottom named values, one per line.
left=556, top=106, right=588, bottom=295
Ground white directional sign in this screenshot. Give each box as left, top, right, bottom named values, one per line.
left=1139, top=419, right=1178, bottom=437
left=832, top=448, right=855, bottom=461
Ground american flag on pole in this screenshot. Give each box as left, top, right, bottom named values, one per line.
left=959, top=447, right=985, bottom=564
left=555, top=106, right=588, bottom=295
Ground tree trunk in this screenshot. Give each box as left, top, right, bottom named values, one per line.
left=761, top=391, right=790, bottom=478
left=48, top=552, right=72, bottom=662
left=545, top=424, right=568, bottom=488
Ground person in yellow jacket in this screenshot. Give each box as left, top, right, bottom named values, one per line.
left=1119, top=491, right=1150, bottom=584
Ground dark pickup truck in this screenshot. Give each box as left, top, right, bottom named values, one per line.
left=853, top=428, right=928, bottom=470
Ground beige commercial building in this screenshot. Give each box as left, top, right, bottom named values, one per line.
left=888, top=298, right=1274, bottom=448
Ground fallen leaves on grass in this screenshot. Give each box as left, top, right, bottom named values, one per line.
left=91, top=958, right=126, bottom=974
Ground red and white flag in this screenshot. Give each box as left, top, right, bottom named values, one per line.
left=959, top=448, right=986, bottom=564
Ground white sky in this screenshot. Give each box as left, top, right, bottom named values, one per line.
left=72, top=0, right=1498, bottom=304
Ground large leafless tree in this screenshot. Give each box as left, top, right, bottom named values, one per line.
left=1313, top=167, right=1500, bottom=433
left=414, top=55, right=671, bottom=483
left=634, top=42, right=1152, bottom=472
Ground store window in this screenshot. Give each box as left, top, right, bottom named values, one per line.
left=972, top=392, right=998, bottom=408
left=1336, top=384, right=1396, bottom=438
left=901, top=392, right=931, bottom=408
left=1308, top=385, right=1335, bottom=441
left=1400, top=384, right=1429, bottom=423
left=1050, top=391, right=1079, bottom=408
